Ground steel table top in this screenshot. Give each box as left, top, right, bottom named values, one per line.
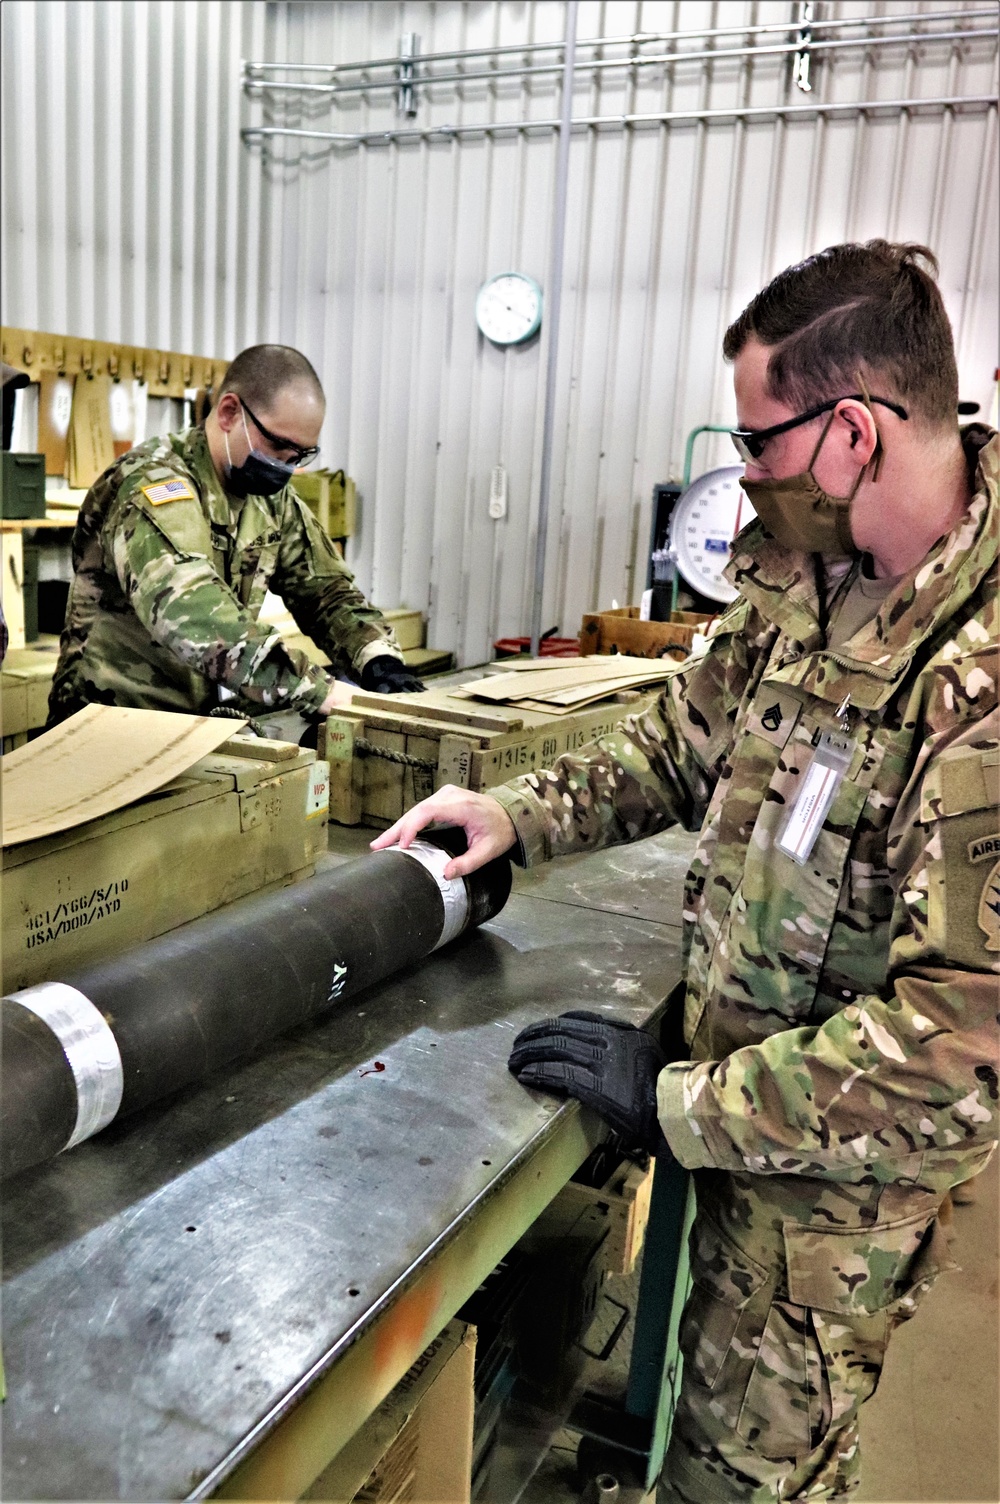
left=1, top=832, right=692, bottom=1501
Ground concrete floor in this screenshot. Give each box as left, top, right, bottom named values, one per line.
left=519, top=1154, right=999, bottom=1504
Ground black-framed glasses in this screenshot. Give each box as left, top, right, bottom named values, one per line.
left=730, top=394, right=908, bottom=463
left=240, top=396, right=321, bottom=466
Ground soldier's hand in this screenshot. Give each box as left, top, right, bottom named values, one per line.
left=360, top=655, right=426, bottom=694
left=370, top=786, right=517, bottom=878
left=508, top=1010, right=672, bottom=1158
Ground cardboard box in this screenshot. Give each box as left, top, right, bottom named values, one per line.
left=2, top=731, right=329, bottom=992
left=305, top=1320, right=476, bottom=1503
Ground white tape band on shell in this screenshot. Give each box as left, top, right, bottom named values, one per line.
left=398, top=840, right=470, bottom=949
left=9, top=981, right=124, bottom=1150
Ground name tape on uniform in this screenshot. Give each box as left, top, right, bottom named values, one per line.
left=141, top=479, right=196, bottom=506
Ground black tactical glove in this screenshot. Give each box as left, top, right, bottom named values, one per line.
left=508, top=1010, right=671, bottom=1158
left=359, top=655, right=426, bottom=694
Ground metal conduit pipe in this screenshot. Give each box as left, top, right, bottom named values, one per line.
left=241, top=93, right=998, bottom=151
left=245, top=27, right=997, bottom=98
left=0, top=835, right=512, bottom=1181
left=530, top=0, right=577, bottom=660
left=243, top=7, right=996, bottom=76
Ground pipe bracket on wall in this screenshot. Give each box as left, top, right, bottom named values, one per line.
left=397, top=33, right=420, bottom=118
left=794, top=2, right=814, bottom=93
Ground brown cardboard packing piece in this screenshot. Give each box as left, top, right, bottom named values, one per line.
left=66, top=372, right=115, bottom=489
left=1, top=704, right=245, bottom=847
left=303, top=1320, right=476, bottom=1503
left=454, top=656, right=676, bottom=706
left=37, top=372, right=74, bottom=476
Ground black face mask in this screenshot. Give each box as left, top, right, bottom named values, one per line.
left=224, top=410, right=296, bottom=499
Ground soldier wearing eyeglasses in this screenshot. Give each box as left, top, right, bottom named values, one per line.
left=48, top=344, right=422, bottom=726
left=375, top=241, right=998, bottom=1502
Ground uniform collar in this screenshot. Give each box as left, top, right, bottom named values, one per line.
left=178, top=425, right=237, bottom=528
left=726, top=427, right=999, bottom=710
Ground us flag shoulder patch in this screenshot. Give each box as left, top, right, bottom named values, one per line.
left=141, top=478, right=196, bottom=505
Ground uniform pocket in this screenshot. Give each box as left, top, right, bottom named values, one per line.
left=736, top=1298, right=829, bottom=1460
left=782, top=1208, right=957, bottom=1315
left=732, top=1210, right=957, bottom=1462
left=678, top=1214, right=769, bottom=1390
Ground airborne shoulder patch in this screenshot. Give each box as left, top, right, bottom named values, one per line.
left=968, top=834, right=1000, bottom=864
left=141, top=478, right=196, bottom=506
left=978, top=860, right=1000, bottom=953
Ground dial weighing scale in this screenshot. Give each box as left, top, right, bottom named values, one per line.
left=663, top=464, right=756, bottom=605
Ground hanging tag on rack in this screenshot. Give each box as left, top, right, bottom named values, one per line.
left=777, top=728, right=855, bottom=865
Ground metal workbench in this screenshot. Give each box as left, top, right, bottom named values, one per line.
left=1, top=828, right=694, bottom=1502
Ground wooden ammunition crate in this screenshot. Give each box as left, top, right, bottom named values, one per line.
left=552, top=1158, right=655, bottom=1275
left=580, top=605, right=715, bottom=662
left=2, top=738, right=330, bottom=991
left=320, top=683, right=663, bottom=828
left=1, top=650, right=56, bottom=750
left=290, top=468, right=357, bottom=540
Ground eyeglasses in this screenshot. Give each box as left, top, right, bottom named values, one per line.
left=240, top=397, right=321, bottom=466
left=730, top=394, right=908, bottom=463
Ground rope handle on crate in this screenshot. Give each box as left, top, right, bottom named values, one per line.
left=209, top=710, right=436, bottom=770
left=354, top=738, right=436, bottom=773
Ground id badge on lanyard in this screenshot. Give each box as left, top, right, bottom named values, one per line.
left=777, top=721, right=856, bottom=866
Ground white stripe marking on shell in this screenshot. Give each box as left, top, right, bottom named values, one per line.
left=9, top=981, right=124, bottom=1149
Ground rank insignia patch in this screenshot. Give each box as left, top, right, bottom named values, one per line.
left=141, top=478, right=196, bottom=505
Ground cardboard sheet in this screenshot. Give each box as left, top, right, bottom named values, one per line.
left=452, top=656, right=676, bottom=706
left=1, top=705, right=246, bottom=847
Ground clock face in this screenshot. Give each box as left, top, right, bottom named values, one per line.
left=475, top=273, right=543, bottom=346
left=669, top=465, right=757, bottom=603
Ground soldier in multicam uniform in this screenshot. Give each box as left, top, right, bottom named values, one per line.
left=373, top=243, right=999, bottom=1501
left=48, top=344, right=422, bottom=726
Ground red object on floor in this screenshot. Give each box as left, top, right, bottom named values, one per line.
left=493, top=636, right=580, bottom=659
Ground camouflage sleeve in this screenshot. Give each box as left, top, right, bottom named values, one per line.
left=271, top=497, right=403, bottom=678
left=111, top=491, right=333, bottom=714
left=657, top=711, right=1000, bottom=1183
left=489, top=600, right=766, bottom=867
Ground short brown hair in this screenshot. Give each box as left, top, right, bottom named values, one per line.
left=219, top=344, right=323, bottom=413
left=722, top=241, right=958, bottom=427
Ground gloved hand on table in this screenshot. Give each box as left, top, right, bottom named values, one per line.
left=360, top=655, right=427, bottom=694
left=508, top=1009, right=672, bottom=1159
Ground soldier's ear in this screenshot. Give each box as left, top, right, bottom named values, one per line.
left=215, top=392, right=242, bottom=432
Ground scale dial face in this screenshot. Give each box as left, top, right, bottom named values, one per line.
left=669, top=465, right=756, bottom=604
left=475, top=273, right=543, bottom=346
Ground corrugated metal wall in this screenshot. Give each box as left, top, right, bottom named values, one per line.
left=2, top=2, right=997, bottom=663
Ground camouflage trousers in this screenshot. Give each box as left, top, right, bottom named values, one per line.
left=659, top=1168, right=955, bottom=1503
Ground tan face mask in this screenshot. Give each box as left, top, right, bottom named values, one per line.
left=740, top=402, right=882, bottom=559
